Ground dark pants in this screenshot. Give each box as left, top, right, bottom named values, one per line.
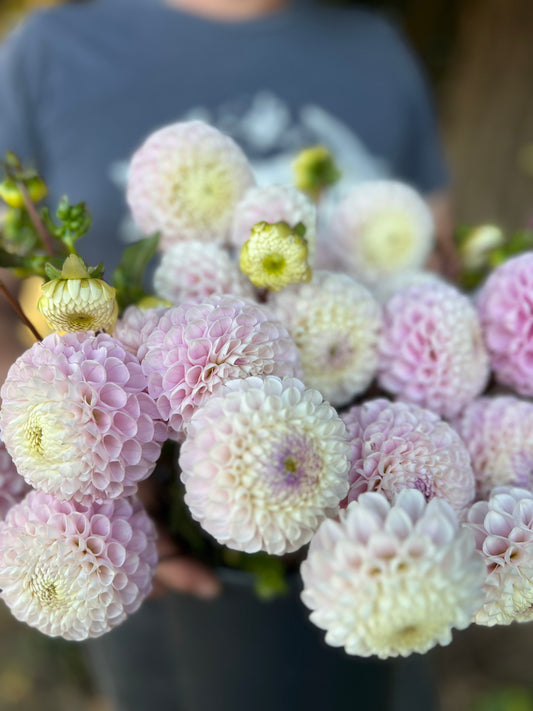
left=85, top=574, right=439, bottom=711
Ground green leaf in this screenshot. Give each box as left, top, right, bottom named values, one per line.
left=112, top=233, right=159, bottom=311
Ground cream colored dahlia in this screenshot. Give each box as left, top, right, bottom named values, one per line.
left=153, top=242, right=255, bottom=305
left=127, top=121, right=255, bottom=249
left=239, top=221, right=312, bottom=291
left=0, top=491, right=157, bottom=640
left=0, top=332, right=167, bottom=504
left=141, top=295, right=301, bottom=438
left=179, top=376, right=349, bottom=555
left=231, top=184, right=316, bottom=262
left=0, top=437, right=29, bottom=520
left=341, top=399, right=475, bottom=513
left=268, top=270, right=382, bottom=406
left=38, top=255, right=118, bottom=333
left=452, top=396, right=533, bottom=498
left=466, top=487, right=533, bottom=626
left=378, top=282, right=490, bottom=419
left=327, top=180, right=434, bottom=286
left=301, top=489, right=485, bottom=658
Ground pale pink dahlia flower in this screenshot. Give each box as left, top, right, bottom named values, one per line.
left=153, top=242, right=255, bottom=305
left=231, top=184, right=316, bottom=262
left=0, top=332, right=167, bottom=505
left=301, top=489, right=485, bottom=658
left=141, top=295, right=301, bottom=438
left=341, top=399, right=475, bottom=513
left=378, top=282, right=490, bottom=419
left=127, top=121, right=255, bottom=249
left=466, top=487, right=533, bottom=626
left=477, top=253, right=533, bottom=396
left=268, top=270, right=382, bottom=407
left=452, top=396, right=533, bottom=498
left=179, top=376, right=349, bottom=555
left=327, top=180, right=434, bottom=287
left=0, top=491, right=157, bottom=640
left=0, top=437, right=30, bottom=520
left=113, top=304, right=169, bottom=362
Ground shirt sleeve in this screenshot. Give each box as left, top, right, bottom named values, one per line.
left=0, top=16, right=47, bottom=169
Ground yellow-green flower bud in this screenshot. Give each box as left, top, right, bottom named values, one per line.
left=0, top=176, right=48, bottom=208
left=136, top=295, right=172, bottom=310
left=459, top=224, right=504, bottom=270
left=239, top=221, right=312, bottom=291
left=292, top=145, right=340, bottom=200
left=38, top=254, right=118, bottom=333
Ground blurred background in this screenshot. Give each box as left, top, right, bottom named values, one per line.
left=1, top=1, right=533, bottom=710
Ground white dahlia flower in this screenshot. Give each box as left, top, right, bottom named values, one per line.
left=179, top=376, right=350, bottom=555
left=301, top=489, right=485, bottom=658
left=153, top=242, right=255, bottom=304
left=127, top=121, right=255, bottom=249
left=327, top=180, right=434, bottom=286
left=467, top=487, right=533, bottom=626
left=268, top=270, right=382, bottom=406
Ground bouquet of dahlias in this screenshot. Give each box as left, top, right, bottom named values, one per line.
left=1, top=121, right=533, bottom=658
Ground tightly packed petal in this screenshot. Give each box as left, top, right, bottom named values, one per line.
left=301, top=489, right=485, bottom=658
left=378, top=282, right=490, bottom=419
left=0, top=437, right=30, bottom=520
left=268, top=270, right=382, bottom=406
left=231, top=184, right=316, bottom=262
left=153, top=242, right=255, bottom=305
left=239, top=221, right=312, bottom=291
left=179, top=376, right=350, bottom=555
left=477, top=253, right=533, bottom=396
left=0, top=491, right=157, bottom=640
left=452, top=396, right=533, bottom=497
left=327, top=180, right=434, bottom=286
left=466, top=487, right=533, bottom=626
left=0, top=332, right=167, bottom=504
left=341, top=399, right=475, bottom=513
left=127, top=121, right=255, bottom=249
left=113, top=304, right=169, bottom=362
left=141, top=295, right=301, bottom=438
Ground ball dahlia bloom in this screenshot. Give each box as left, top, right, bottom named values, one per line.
left=0, top=491, right=157, bottom=640
left=0, top=332, right=167, bottom=505
left=301, top=489, right=485, bottom=658
left=231, top=184, right=316, bottom=262
left=268, top=270, right=382, bottom=407
left=477, top=253, right=533, bottom=396
left=378, top=282, right=490, bottom=419
left=466, top=487, right=533, bottom=626
left=113, top=304, right=169, bottom=362
left=327, top=180, right=434, bottom=287
left=141, top=295, right=301, bottom=438
left=452, top=396, right=533, bottom=498
left=127, top=121, right=255, bottom=249
left=179, top=376, right=350, bottom=555
left=341, top=399, right=475, bottom=513
left=0, top=437, right=30, bottom=520
left=38, top=255, right=118, bottom=334
left=153, top=242, right=255, bottom=305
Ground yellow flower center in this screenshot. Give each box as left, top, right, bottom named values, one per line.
left=361, top=210, right=415, bottom=270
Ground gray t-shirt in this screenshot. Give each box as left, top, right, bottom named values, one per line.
left=0, top=0, right=448, bottom=273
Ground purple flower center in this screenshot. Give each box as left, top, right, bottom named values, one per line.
left=263, top=434, right=321, bottom=502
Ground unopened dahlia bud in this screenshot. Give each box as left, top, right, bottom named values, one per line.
left=301, top=489, right=485, bottom=659
left=292, top=145, right=340, bottom=200
left=0, top=491, right=157, bottom=640
left=38, top=255, right=118, bottom=333
left=240, top=221, right=311, bottom=291
left=459, top=224, right=504, bottom=271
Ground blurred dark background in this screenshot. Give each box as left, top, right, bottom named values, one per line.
left=1, top=1, right=533, bottom=710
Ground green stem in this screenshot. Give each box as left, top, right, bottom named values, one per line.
left=16, top=180, right=56, bottom=256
